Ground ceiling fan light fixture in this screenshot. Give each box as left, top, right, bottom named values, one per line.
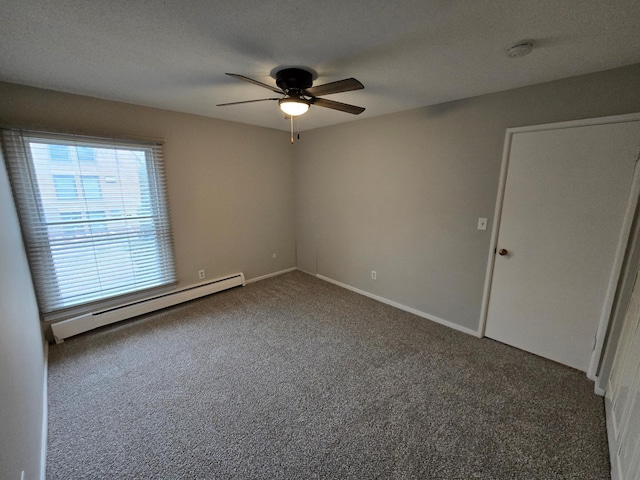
left=279, top=97, right=310, bottom=116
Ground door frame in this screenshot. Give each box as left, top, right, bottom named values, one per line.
left=478, top=112, right=640, bottom=384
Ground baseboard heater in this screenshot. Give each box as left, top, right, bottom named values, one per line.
left=51, top=273, right=245, bottom=343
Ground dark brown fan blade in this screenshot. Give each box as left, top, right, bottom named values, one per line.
left=226, top=73, right=284, bottom=94
left=311, top=97, right=365, bottom=115
left=304, top=78, right=364, bottom=97
left=217, top=98, right=279, bottom=106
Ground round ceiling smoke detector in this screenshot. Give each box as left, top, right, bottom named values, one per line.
left=506, top=40, right=534, bottom=58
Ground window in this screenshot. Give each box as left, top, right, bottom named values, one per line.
left=80, top=175, right=102, bottom=200
left=59, top=211, right=86, bottom=237
left=48, top=144, right=71, bottom=161
left=76, top=146, right=96, bottom=163
left=86, top=210, right=108, bottom=234
left=53, top=174, right=79, bottom=200
left=1, top=129, right=176, bottom=316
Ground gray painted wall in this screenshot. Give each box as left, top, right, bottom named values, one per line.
left=295, top=64, right=640, bottom=333
left=0, top=154, right=45, bottom=480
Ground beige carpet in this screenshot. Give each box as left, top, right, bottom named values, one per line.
left=46, top=270, right=610, bottom=479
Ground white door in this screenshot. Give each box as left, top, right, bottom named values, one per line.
left=485, top=120, right=640, bottom=371
left=606, top=267, right=640, bottom=480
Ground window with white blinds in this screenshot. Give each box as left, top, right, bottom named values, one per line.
left=1, top=129, right=176, bottom=316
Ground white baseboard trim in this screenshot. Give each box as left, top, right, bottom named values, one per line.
left=40, top=340, right=48, bottom=480
left=315, top=274, right=480, bottom=338
left=245, top=267, right=297, bottom=285
left=295, top=267, right=316, bottom=276
left=594, top=384, right=605, bottom=397
left=52, top=273, right=246, bottom=343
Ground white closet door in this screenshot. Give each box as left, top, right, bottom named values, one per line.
left=485, top=120, right=640, bottom=371
left=606, top=268, right=640, bottom=480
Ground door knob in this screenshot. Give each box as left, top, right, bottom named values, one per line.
left=498, top=248, right=509, bottom=256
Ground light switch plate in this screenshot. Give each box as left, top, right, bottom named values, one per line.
left=478, top=218, right=488, bottom=230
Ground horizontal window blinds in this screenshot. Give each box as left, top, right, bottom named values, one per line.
left=1, top=129, right=176, bottom=315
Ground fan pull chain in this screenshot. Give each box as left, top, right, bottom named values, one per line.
left=288, top=116, right=302, bottom=144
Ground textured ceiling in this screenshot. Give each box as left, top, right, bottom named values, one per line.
left=1, top=1, right=640, bottom=132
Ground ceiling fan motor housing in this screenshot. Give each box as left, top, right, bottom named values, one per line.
left=219, top=68, right=365, bottom=116
left=275, top=68, right=313, bottom=93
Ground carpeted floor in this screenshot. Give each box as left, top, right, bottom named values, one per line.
left=46, top=270, right=610, bottom=479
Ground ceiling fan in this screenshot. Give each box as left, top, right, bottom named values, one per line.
left=217, top=67, right=366, bottom=118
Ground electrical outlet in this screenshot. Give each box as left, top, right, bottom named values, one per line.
left=198, top=269, right=205, bottom=280
left=371, top=270, right=377, bottom=280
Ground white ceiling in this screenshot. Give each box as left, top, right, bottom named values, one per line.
left=2, top=1, right=640, bottom=132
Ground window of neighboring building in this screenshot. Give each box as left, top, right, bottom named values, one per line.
left=53, top=174, right=79, bottom=200
left=76, top=146, right=96, bottom=163
left=1, top=129, right=176, bottom=316
left=87, top=210, right=108, bottom=234
left=80, top=175, right=102, bottom=200
left=60, top=211, right=86, bottom=237
left=48, top=144, right=71, bottom=161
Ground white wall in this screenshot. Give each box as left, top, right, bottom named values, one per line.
left=0, top=154, right=46, bottom=480
left=295, top=64, right=640, bottom=332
